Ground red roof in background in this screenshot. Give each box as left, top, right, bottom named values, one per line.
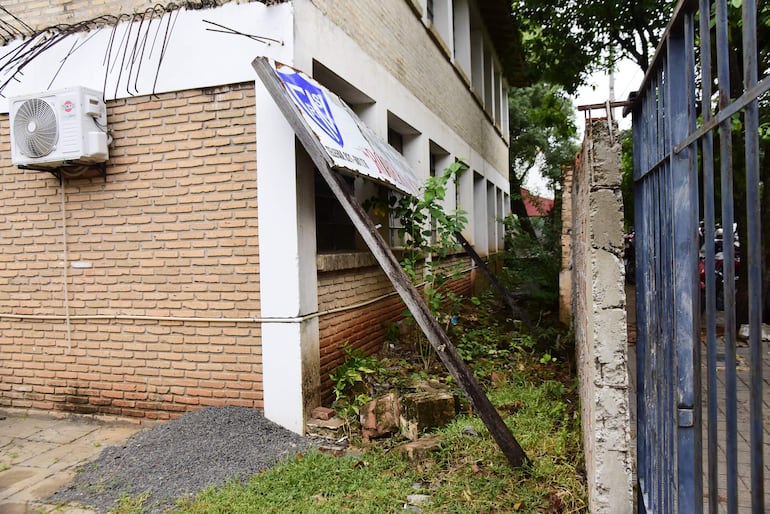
left=521, top=188, right=554, bottom=217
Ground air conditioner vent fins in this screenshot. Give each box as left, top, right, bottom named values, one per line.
left=13, top=98, right=59, bottom=158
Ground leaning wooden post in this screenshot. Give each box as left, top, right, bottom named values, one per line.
left=454, top=231, right=533, bottom=332
left=253, top=57, right=529, bottom=468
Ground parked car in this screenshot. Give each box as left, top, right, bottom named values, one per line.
left=699, top=228, right=740, bottom=311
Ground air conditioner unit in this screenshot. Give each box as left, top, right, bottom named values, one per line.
left=9, top=86, right=109, bottom=168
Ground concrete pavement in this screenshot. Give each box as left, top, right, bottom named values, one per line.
left=0, top=409, right=143, bottom=514
left=626, top=284, right=770, bottom=512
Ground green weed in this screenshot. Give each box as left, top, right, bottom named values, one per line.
left=109, top=491, right=153, bottom=514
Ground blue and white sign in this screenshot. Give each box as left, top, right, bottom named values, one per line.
left=276, top=69, right=344, bottom=147
left=270, top=61, right=420, bottom=197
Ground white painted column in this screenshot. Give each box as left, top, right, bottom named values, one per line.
left=256, top=80, right=320, bottom=434
left=486, top=182, right=497, bottom=253
left=457, top=165, right=474, bottom=242
left=473, top=172, right=489, bottom=255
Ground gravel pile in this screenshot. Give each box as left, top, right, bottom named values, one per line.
left=50, top=406, right=314, bottom=513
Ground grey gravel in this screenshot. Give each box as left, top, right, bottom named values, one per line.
left=50, top=406, right=313, bottom=513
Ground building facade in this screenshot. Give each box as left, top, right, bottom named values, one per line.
left=0, top=0, right=514, bottom=433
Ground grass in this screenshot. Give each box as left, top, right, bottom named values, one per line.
left=174, top=451, right=418, bottom=513
left=168, top=294, right=587, bottom=514
left=100, top=287, right=586, bottom=514
left=170, top=367, right=585, bottom=513
left=111, top=491, right=153, bottom=514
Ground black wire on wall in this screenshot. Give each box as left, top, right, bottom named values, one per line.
left=0, top=0, right=285, bottom=99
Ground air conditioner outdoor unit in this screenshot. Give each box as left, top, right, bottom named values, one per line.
left=9, top=86, right=109, bottom=168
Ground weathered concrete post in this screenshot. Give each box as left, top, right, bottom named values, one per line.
left=569, top=119, right=634, bottom=513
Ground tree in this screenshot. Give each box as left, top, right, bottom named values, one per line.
left=506, top=0, right=674, bottom=243
left=508, top=83, right=578, bottom=240
left=511, top=0, right=677, bottom=93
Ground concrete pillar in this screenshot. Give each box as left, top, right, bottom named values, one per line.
left=570, top=119, right=633, bottom=513
left=256, top=80, right=320, bottom=435
left=473, top=172, right=488, bottom=255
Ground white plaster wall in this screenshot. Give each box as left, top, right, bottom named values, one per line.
left=292, top=0, right=507, bottom=199
left=256, top=74, right=321, bottom=434
left=0, top=2, right=294, bottom=111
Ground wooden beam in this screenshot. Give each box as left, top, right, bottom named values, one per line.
left=252, top=57, right=529, bottom=468
left=454, top=231, right=532, bottom=331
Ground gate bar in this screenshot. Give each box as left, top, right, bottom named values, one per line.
left=715, top=1, right=740, bottom=510
left=741, top=0, right=765, bottom=510
left=698, top=1, right=719, bottom=512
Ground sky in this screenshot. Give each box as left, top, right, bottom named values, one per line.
left=573, top=58, right=645, bottom=135
left=521, top=58, right=645, bottom=199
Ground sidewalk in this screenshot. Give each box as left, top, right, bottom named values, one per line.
left=626, top=284, right=770, bottom=512
left=0, top=409, right=143, bottom=514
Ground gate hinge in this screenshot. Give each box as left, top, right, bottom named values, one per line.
left=678, top=408, right=694, bottom=427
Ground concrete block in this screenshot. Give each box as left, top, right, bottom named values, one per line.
left=592, top=309, right=628, bottom=386
left=360, top=392, right=400, bottom=442
left=590, top=189, right=624, bottom=252
left=394, top=437, right=441, bottom=463
left=399, top=391, right=456, bottom=441
left=306, top=416, right=346, bottom=440
left=592, top=250, right=625, bottom=309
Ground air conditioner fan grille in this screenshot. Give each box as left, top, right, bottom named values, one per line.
left=14, top=98, right=58, bottom=158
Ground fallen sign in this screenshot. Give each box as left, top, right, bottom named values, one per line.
left=252, top=57, right=529, bottom=468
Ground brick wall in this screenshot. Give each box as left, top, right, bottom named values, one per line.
left=317, top=255, right=473, bottom=403
left=0, top=83, right=261, bottom=420
left=317, top=265, right=403, bottom=402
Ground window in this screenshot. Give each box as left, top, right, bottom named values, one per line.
left=310, top=60, right=375, bottom=254
left=493, top=68, right=502, bottom=129
left=315, top=171, right=357, bottom=253
left=387, top=129, right=406, bottom=248
left=427, top=0, right=453, bottom=55
left=386, top=113, right=422, bottom=248
left=452, top=0, right=471, bottom=77
left=469, top=3, right=485, bottom=98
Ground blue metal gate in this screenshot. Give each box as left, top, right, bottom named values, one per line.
left=630, top=0, right=767, bottom=512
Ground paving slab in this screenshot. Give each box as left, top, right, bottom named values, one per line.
left=0, top=409, right=144, bottom=514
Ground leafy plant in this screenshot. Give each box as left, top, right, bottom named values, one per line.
left=330, top=344, right=383, bottom=420
left=366, top=161, right=469, bottom=371
left=109, top=491, right=153, bottom=514
left=539, top=352, right=556, bottom=365
left=177, top=292, right=586, bottom=513
left=502, top=213, right=561, bottom=313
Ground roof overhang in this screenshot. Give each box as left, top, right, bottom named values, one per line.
left=476, top=0, right=527, bottom=86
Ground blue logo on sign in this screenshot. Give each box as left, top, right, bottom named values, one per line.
left=277, top=70, right=344, bottom=147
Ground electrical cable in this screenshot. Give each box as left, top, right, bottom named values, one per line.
left=0, top=265, right=478, bottom=325
left=60, top=181, right=72, bottom=350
